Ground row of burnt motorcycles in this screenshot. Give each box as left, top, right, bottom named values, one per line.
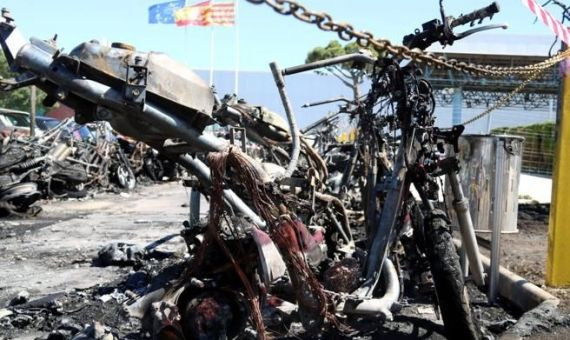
left=0, top=118, right=174, bottom=216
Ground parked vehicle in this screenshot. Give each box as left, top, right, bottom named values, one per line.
left=35, top=116, right=60, bottom=132
left=0, top=108, right=32, bottom=139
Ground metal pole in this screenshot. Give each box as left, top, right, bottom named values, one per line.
left=209, top=27, right=215, bottom=87
left=29, top=85, right=36, bottom=137
left=190, top=187, right=201, bottom=226
left=489, top=138, right=505, bottom=303
left=234, top=0, right=239, bottom=95
left=546, top=48, right=570, bottom=286
left=282, top=53, right=375, bottom=76
left=269, top=61, right=300, bottom=178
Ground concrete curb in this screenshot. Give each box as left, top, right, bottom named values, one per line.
left=453, top=239, right=559, bottom=311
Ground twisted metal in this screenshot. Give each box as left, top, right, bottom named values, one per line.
left=245, top=0, right=570, bottom=77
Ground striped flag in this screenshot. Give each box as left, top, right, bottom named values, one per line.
left=211, top=2, right=236, bottom=26
left=175, top=1, right=212, bottom=27
left=174, top=1, right=235, bottom=27
left=522, top=0, right=570, bottom=45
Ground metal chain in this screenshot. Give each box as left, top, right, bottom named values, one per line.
left=244, top=0, right=570, bottom=77
left=461, top=68, right=546, bottom=125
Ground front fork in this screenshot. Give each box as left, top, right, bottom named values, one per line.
left=414, top=164, right=486, bottom=287
left=356, top=159, right=485, bottom=299
left=445, top=171, right=486, bottom=286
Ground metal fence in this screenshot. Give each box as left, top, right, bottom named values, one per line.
left=492, top=123, right=556, bottom=176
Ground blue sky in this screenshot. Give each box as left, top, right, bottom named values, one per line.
left=1, top=0, right=565, bottom=72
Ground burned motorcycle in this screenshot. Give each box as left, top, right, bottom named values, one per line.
left=73, top=122, right=137, bottom=191
left=0, top=118, right=89, bottom=213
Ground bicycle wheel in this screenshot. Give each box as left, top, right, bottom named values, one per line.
left=424, top=209, right=480, bottom=340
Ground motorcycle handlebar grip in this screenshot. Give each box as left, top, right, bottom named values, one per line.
left=450, top=2, right=500, bottom=28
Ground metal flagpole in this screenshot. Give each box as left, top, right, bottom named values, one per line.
left=234, top=0, right=239, bottom=95
left=183, top=0, right=189, bottom=65
left=184, top=26, right=189, bottom=64
left=209, top=26, right=215, bottom=86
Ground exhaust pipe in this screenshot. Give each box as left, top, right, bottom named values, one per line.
left=337, top=259, right=400, bottom=320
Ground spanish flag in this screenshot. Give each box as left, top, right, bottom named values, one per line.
left=174, top=1, right=212, bottom=27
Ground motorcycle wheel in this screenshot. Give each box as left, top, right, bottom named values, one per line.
left=424, top=209, right=480, bottom=340
left=143, top=157, right=164, bottom=182
left=116, top=164, right=136, bottom=190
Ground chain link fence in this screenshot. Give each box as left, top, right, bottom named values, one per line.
left=492, top=121, right=556, bottom=176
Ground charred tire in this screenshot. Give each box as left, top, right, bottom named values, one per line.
left=177, top=288, right=247, bottom=340
left=143, top=156, right=164, bottom=182
left=116, top=164, right=136, bottom=190
left=424, top=210, right=480, bottom=340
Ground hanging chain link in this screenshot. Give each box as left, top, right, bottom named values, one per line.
left=244, top=0, right=570, bottom=77
left=461, top=68, right=547, bottom=125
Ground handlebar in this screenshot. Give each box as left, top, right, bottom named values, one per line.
left=450, top=2, right=500, bottom=28
left=402, top=1, right=504, bottom=50
left=282, top=53, right=375, bottom=76
left=302, top=96, right=352, bottom=108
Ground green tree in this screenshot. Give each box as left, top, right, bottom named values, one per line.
left=305, top=40, right=378, bottom=101
left=0, top=54, right=46, bottom=114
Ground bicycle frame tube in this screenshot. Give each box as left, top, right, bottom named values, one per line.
left=354, top=134, right=411, bottom=298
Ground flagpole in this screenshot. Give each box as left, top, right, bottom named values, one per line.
left=184, top=26, right=189, bottom=65
left=234, top=0, right=239, bottom=96
left=183, top=0, right=189, bottom=66
left=209, top=26, right=215, bottom=87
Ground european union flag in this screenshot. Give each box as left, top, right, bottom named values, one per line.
left=149, top=0, right=185, bottom=24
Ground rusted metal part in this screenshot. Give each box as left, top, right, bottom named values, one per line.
left=315, top=192, right=353, bottom=245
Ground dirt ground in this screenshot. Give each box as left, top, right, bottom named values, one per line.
left=500, top=204, right=570, bottom=308
left=0, top=183, right=569, bottom=339
left=478, top=203, right=570, bottom=339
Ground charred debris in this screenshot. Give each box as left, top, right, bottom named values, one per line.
left=0, top=119, right=179, bottom=217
